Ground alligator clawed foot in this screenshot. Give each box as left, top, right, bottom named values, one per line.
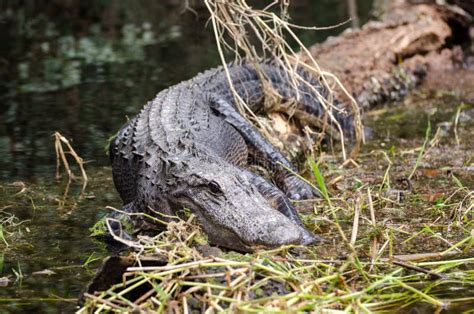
left=105, top=217, right=133, bottom=242
left=283, top=175, right=321, bottom=200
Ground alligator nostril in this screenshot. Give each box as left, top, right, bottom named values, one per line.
left=300, top=229, right=324, bottom=246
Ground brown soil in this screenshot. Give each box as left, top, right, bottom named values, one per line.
left=423, top=68, right=474, bottom=101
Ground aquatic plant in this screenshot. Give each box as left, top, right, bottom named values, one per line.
left=4, top=6, right=181, bottom=95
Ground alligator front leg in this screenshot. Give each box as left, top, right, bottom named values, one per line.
left=210, top=96, right=317, bottom=200
left=239, top=168, right=303, bottom=225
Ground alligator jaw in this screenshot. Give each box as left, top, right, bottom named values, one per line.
left=193, top=206, right=321, bottom=252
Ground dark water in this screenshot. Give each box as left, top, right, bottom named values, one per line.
left=0, top=1, right=376, bottom=312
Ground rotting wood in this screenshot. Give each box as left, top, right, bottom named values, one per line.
left=302, top=1, right=471, bottom=109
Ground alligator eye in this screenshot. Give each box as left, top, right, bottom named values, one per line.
left=208, top=181, right=222, bottom=195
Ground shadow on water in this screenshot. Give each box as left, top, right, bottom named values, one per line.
left=0, top=1, right=375, bottom=312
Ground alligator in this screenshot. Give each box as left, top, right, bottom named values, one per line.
left=109, top=60, right=353, bottom=252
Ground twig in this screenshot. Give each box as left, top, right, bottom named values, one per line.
left=392, top=259, right=448, bottom=280
left=453, top=104, right=462, bottom=146
left=83, top=293, right=125, bottom=311
left=53, top=131, right=88, bottom=194
left=350, top=196, right=360, bottom=246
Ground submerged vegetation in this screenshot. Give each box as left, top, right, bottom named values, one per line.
left=0, top=169, right=115, bottom=310
left=15, top=21, right=163, bottom=93
left=1, top=4, right=181, bottom=94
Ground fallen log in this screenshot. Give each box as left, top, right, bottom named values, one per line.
left=303, top=1, right=471, bottom=110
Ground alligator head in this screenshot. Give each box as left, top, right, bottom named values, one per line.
left=164, top=156, right=318, bottom=252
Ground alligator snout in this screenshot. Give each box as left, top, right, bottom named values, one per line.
left=196, top=207, right=319, bottom=252
left=266, top=220, right=319, bottom=247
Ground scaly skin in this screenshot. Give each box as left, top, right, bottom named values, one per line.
left=110, top=60, right=353, bottom=252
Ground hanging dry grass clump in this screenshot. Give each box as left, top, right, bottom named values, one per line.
left=203, top=0, right=363, bottom=159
